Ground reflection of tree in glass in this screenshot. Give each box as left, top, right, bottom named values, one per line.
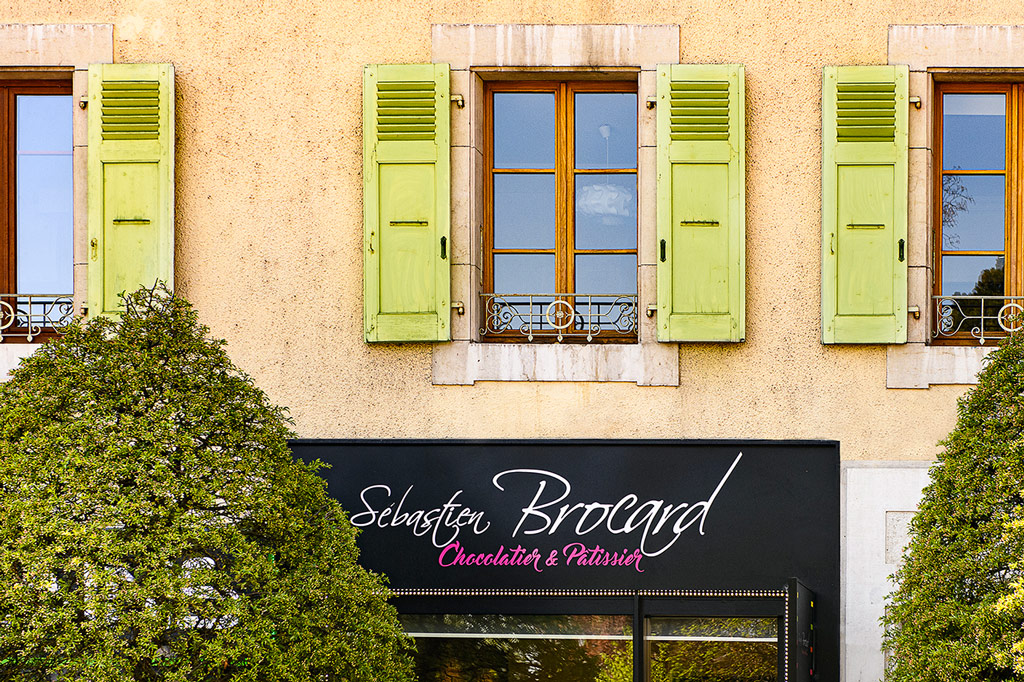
left=597, top=618, right=778, bottom=682
left=969, top=257, right=1004, bottom=297
left=942, top=172, right=975, bottom=249
left=649, top=640, right=777, bottom=682
left=405, top=614, right=631, bottom=682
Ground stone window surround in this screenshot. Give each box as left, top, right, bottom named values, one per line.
left=0, top=23, right=112, bottom=380
left=430, top=24, right=681, bottom=386
left=884, top=25, right=1024, bottom=388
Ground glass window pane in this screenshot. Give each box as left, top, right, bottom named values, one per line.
left=493, top=254, right=555, bottom=294
left=401, top=614, right=632, bottom=682
left=17, top=94, right=73, bottom=152
left=943, top=93, right=1005, bottom=171
left=941, top=255, right=1004, bottom=297
left=575, top=174, right=637, bottom=249
left=941, top=174, right=1004, bottom=251
left=647, top=617, right=778, bottom=682
left=493, top=93, right=555, bottom=169
left=576, top=255, right=637, bottom=295
left=16, top=95, right=73, bottom=295
left=574, top=92, right=637, bottom=170
left=494, top=174, right=556, bottom=249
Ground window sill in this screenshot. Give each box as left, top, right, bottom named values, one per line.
left=0, top=343, right=40, bottom=381
left=432, top=339, right=678, bottom=385
left=885, top=342, right=992, bottom=388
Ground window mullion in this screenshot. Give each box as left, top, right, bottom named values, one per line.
left=1013, top=83, right=1023, bottom=297
left=1004, top=84, right=1014, bottom=298
left=2, top=86, right=13, bottom=295
left=557, top=82, right=571, bottom=295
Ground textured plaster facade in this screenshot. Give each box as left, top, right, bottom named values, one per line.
left=5, top=0, right=1003, bottom=456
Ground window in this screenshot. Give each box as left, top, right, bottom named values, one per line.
left=933, top=83, right=1023, bottom=344
left=0, top=77, right=74, bottom=341
left=427, top=24, right=684, bottom=385
left=398, top=611, right=785, bottom=682
left=401, top=613, right=633, bottom=681
left=481, top=81, right=638, bottom=343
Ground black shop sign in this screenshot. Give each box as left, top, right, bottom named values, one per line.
left=291, top=440, right=839, bottom=596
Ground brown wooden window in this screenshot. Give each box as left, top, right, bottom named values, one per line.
left=481, top=80, right=639, bottom=342
left=933, top=82, right=1024, bottom=343
left=0, top=77, right=74, bottom=341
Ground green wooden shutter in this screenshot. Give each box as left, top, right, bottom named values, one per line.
left=363, top=63, right=450, bottom=343
left=87, top=63, right=174, bottom=317
left=656, top=64, right=745, bottom=342
left=822, top=65, right=908, bottom=344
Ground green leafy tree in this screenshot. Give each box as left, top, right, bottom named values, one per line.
left=0, top=285, right=413, bottom=682
left=883, top=328, right=1024, bottom=681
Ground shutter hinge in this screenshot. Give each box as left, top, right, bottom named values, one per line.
left=451, top=94, right=465, bottom=108
left=646, top=304, right=657, bottom=318
left=909, top=96, right=921, bottom=110
left=453, top=301, right=465, bottom=315
left=79, top=97, right=88, bottom=109
left=646, top=97, right=656, bottom=110
left=908, top=306, right=920, bottom=320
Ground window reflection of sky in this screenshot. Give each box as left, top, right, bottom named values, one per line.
left=941, top=174, right=1004, bottom=251
left=493, top=93, right=555, bottom=169
left=576, top=254, right=637, bottom=295
left=942, top=255, right=1003, bottom=296
left=494, top=254, right=555, bottom=294
left=943, top=94, right=1005, bottom=171
left=575, top=175, right=637, bottom=250
left=16, top=95, right=73, bottom=295
left=494, top=174, right=556, bottom=249
left=574, top=93, right=637, bottom=170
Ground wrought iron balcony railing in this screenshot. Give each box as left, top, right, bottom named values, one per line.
left=481, top=293, right=638, bottom=342
left=933, top=295, right=1024, bottom=344
left=0, top=294, right=75, bottom=342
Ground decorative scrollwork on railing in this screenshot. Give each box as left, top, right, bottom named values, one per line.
left=933, top=295, right=1024, bottom=345
left=0, top=294, right=75, bottom=342
left=481, top=293, right=638, bottom=342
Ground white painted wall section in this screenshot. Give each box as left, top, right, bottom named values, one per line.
left=842, top=462, right=931, bottom=682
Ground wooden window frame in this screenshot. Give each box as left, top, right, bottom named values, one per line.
left=0, top=77, right=73, bottom=342
left=932, top=82, right=1024, bottom=344
left=482, top=79, right=639, bottom=343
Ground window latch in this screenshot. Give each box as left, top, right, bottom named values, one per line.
left=898, top=238, right=905, bottom=262
left=440, top=236, right=447, bottom=260
left=660, top=239, right=666, bottom=262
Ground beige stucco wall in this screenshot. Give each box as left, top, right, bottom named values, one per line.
left=8, top=0, right=1023, bottom=459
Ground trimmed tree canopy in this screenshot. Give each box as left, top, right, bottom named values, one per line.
left=0, top=286, right=413, bottom=682
left=883, top=329, right=1024, bottom=681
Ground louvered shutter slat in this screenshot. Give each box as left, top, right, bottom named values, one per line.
left=98, top=81, right=161, bottom=140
